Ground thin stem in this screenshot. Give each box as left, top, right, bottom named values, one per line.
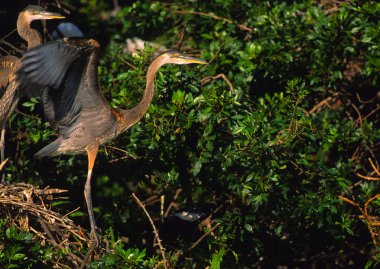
left=132, top=193, right=168, bottom=269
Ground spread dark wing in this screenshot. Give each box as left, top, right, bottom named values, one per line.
left=16, top=37, right=111, bottom=136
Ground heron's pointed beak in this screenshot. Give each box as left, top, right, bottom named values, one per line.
left=181, top=56, right=208, bottom=65
left=38, top=11, right=65, bottom=20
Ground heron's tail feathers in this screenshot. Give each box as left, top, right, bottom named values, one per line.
left=34, top=138, right=62, bottom=158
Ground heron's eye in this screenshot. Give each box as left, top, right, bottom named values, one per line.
left=171, top=53, right=179, bottom=58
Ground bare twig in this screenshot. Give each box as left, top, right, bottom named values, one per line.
left=0, top=183, right=89, bottom=267
left=164, top=189, right=182, bottom=217
left=369, top=158, right=380, bottom=176
left=351, top=102, right=362, bottom=127
left=173, top=23, right=187, bottom=50
left=356, top=173, right=380, bottom=181
left=0, top=40, right=24, bottom=54
left=201, top=74, right=234, bottom=92
left=160, top=195, right=165, bottom=223
left=105, top=145, right=137, bottom=162
left=186, top=223, right=220, bottom=251
left=0, top=29, right=17, bottom=43
left=356, top=93, right=377, bottom=104
left=339, top=157, right=380, bottom=246
left=80, top=242, right=97, bottom=269
left=365, top=194, right=380, bottom=217
left=360, top=105, right=380, bottom=124
left=132, top=193, right=168, bottom=269
left=120, top=58, right=138, bottom=70
left=174, top=10, right=254, bottom=33
left=309, top=94, right=340, bottom=114
left=0, top=158, right=8, bottom=171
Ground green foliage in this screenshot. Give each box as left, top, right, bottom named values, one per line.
left=210, top=248, right=226, bottom=269
left=0, top=220, right=56, bottom=269
left=1, top=0, right=379, bottom=268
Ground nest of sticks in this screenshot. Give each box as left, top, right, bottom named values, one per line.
left=0, top=183, right=92, bottom=267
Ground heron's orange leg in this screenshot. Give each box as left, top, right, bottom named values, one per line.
left=85, top=143, right=99, bottom=245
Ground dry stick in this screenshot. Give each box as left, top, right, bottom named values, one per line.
left=351, top=146, right=360, bottom=161
left=173, top=23, right=187, bottom=51
left=186, top=223, right=220, bottom=252
left=0, top=29, right=17, bottom=43
left=80, top=243, right=97, bottom=269
left=39, top=219, right=59, bottom=246
left=39, top=219, right=84, bottom=265
left=356, top=158, right=380, bottom=180
left=0, top=158, right=8, bottom=171
left=55, top=262, right=71, bottom=269
left=174, top=10, right=254, bottom=33
left=309, top=96, right=333, bottom=114
left=356, top=173, right=380, bottom=181
left=142, top=194, right=159, bottom=205
left=0, top=46, right=10, bottom=56
left=160, top=195, right=165, bottom=222
left=0, top=40, right=24, bottom=54
left=0, top=29, right=18, bottom=56
left=361, top=106, right=380, bottom=123
left=339, top=194, right=379, bottom=245
left=351, top=102, right=362, bottom=127
left=201, top=74, right=234, bottom=92
left=364, top=194, right=380, bottom=217
left=55, top=0, right=62, bottom=9
left=356, top=92, right=377, bottom=104
left=132, top=193, right=168, bottom=269
left=0, top=186, right=89, bottom=242
left=106, top=145, right=136, bottom=158
left=113, top=0, right=120, bottom=11
left=30, top=226, right=46, bottom=240
left=120, top=58, right=138, bottom=70
left=164, top=189, right=182, bottom=217
left=106, top=145, right=136, bottom=163
left=369, top=158, right=380, bottom=176
left=0, top=199, right=69, bottom=223
left=62, top=206, right=81, bottom=218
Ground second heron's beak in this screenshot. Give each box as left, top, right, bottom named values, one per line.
left=180, top=55, right=208, bottom=65
left=35, top=11, right=65, bottom=20
left=41, top=11, right=65, bottom=20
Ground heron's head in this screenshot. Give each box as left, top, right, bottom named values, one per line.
left=22, top=5, right=65, bottom=23
left=159, top=50, right=207, bottom=65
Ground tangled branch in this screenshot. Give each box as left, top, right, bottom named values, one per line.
left=0, top=183, right=92, bottom=268
left=339, top=158, right=380, bottom=246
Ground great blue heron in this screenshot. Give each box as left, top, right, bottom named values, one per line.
left=0, top=5, right=64, bottom=162
left=16, top=37, right=206, bottom=245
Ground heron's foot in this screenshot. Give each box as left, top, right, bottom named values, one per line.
left=90, top=227, right=102, bottom=248
left=80, top=230, right=101, bottom=269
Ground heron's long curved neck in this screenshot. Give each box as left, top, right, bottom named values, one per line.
left=120, top=57, right=164, bottom=132
left=17, top=14, right=41, bottom=49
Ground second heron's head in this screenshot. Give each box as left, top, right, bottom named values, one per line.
left=22, top=5, right=65, bottom=23
left=157, top=50, right=207, bottom=66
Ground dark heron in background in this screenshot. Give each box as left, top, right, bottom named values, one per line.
left=0, top=5, right=64, bottom=163
left=15, top=37, right=207, bottom=245
left=52, top=22, right=84, bottom=40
